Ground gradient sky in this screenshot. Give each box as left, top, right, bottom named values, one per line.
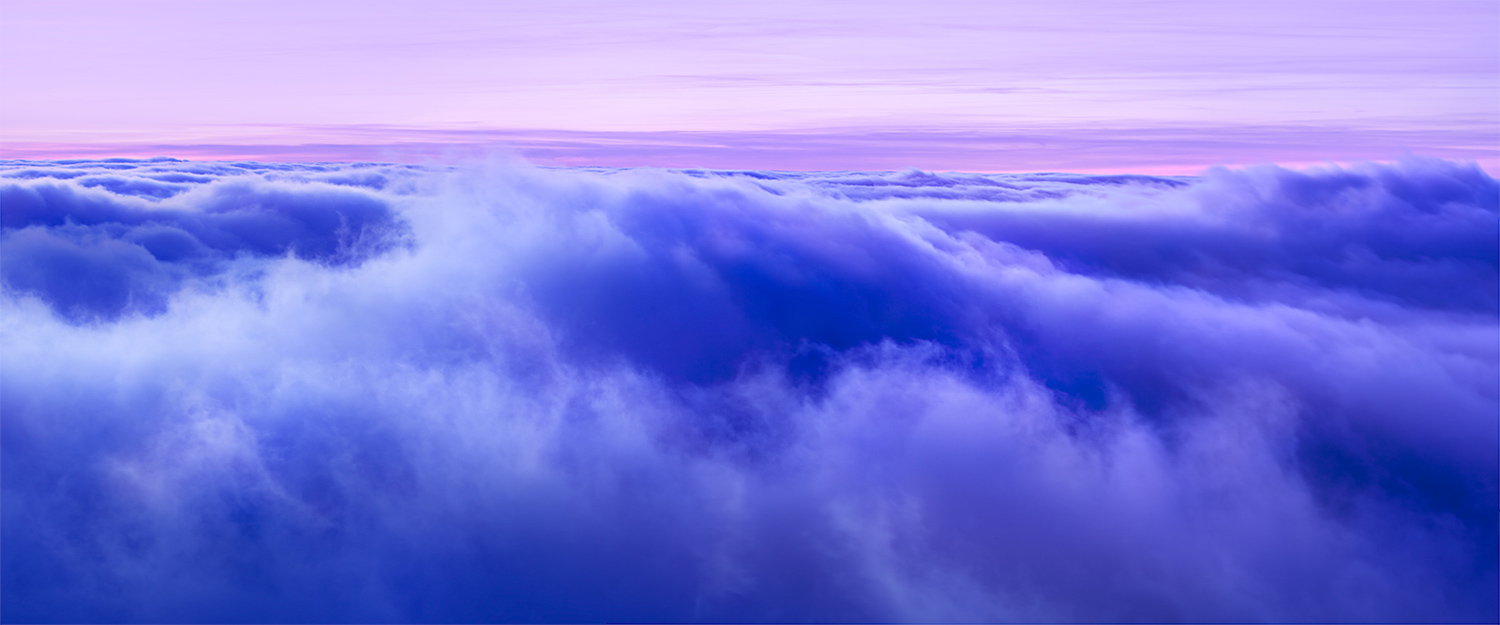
left=2, top=0, right=1497, bottom=171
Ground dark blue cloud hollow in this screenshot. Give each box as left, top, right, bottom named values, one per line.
left=1, top=157, right=1495, bottom=623
left=0, top=162, right=415, bottom=321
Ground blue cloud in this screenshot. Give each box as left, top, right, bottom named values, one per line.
left=1, top=158, right=1495, bottom=622
left=0, top=167, right=412, bottom=321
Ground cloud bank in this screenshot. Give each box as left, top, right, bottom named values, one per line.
left=2, top=157, right=1496, bottom=622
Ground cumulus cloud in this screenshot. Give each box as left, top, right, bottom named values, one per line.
left=1, top=157, right=1495, bottom=622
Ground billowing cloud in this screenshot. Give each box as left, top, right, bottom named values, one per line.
left=2, top=157, right=1495, bottom=622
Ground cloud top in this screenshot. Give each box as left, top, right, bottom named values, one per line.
left=2, top=157, right=1495, bottom=622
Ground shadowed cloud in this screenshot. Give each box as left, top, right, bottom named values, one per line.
left=1, top=157, right=1495, bottom=622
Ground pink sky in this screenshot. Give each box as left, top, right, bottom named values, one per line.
left=2, top=0, right=1496, bottom=172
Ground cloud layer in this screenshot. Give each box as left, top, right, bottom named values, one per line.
left=2, top=157, right=1496, bottom=622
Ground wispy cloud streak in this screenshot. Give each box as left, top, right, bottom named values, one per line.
left=4, top=123, right=1496, bottom=174
left=3, top=1, right=1495, bottom=173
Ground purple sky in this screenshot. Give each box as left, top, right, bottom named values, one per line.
left=2, top=0, right=1497, bottom=172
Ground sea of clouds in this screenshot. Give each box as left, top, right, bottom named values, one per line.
left=1, top=157, right=1495, bottom=622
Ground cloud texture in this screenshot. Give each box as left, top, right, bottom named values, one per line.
left=2, top=157, right=1496, bottom=622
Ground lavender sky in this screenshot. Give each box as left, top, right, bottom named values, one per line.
left=2, top=0, right=1497, bottom=172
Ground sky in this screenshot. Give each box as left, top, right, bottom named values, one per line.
left=2, top=0, right=1497, bottom=172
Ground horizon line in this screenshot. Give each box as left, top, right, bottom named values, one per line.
left=3, top=124, right=1496, bottom=176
